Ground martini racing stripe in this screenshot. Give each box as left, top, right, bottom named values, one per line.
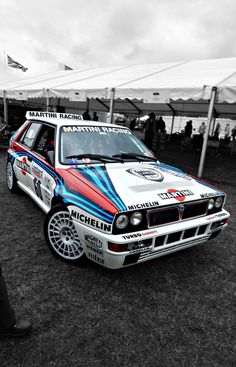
left=78, top=166, right=126, bottom=212
left=152, top=161, right=224, bottom=194
left=58, top=168, right=121, bottom=214
left=9, top=151, right=60, bottom=182
left=191, top=176, right=225, bottom=195
left=59, top=185, right=114, bottom=222
left=63, top=198, right=113, bottom=222
left=9, top=151, right=115, bottom=222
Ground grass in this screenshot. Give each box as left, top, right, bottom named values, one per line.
left=0, top=147, right=235, bottom=367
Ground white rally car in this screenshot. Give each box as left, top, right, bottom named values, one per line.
left=6, top=111, right=230, bottom=269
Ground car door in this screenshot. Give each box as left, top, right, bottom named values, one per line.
left=27, top=123, right=57, bottom=212
left=14, top=121, right=42, bottom=191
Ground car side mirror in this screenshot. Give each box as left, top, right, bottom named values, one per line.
left=47, top=150, right=55, bottom=166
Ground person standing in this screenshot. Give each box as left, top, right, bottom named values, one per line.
left=196, top=122, right=206, bottom=151
left=129, top=118, right=136, bottom=131
left=157, top=116, right=166, bottom=134
left=214, top=123, right=221, bottom=140
left=143, top=112, right=157, bottom=150
left=184, top=120, right=193, bottom=137
left=92, top=112, right=99, bottom=121
left=198, top=122, right=206, bottom=135
left=231, top=125, right=236, bottom=140
left=0, top=264, right=32, bottom=338
left=225, top=123, right=230, bottom=138
left=82, top=109, right=91, bottom=120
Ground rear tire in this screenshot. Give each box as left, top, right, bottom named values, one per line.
left=44, top=205, right=86, bottom=264
left=6, top=161, right=19, bottom=193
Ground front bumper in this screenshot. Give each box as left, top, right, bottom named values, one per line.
left=72, top=209, right=230, bottom=269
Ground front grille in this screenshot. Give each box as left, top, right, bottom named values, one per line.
left=149, top=207, right=179, bottom=226
left=155, top=223, right=209, bottom=247
left=148, top=200, right=208, bottom=227
left=182, top=201, right=208, bottom=219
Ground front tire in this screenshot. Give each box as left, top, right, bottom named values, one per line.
left=44, top=205, right=86, bottom=264
left=6, top=161, right=19, bottom=193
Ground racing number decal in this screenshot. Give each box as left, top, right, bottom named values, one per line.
left=33, top=178, right=43, bottom=200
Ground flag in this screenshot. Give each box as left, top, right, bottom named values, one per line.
left=64, top=64, right=73, bottom=70
left=7, top=55, right=28, bottom=72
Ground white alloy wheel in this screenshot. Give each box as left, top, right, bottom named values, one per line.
left=46, top=210, right=84, bottom=261
left=7, top=162, right=14, bottom=190
left=6, top=161, right=19, bottom=193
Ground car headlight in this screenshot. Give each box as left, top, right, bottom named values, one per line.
left=130, top=211, right=142, bottom=226
left=215, top=196, right=223, bottom=208
left=208, top=198, right=215, bottom=210
left=115, top=214, right=129, bottom=229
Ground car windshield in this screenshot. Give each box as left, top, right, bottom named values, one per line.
left=60, top=125, right=155, bottom=164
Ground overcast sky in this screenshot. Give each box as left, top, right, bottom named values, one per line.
left=1, top=0, right=236, bottom=78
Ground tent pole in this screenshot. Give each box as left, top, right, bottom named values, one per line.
left=198, top=86, right=217, bottom=178
left=170, top=113, right=176, bottom=138
left=211, top=116, right=216, bottom=136
left=86, top=97, right=90, bottom=110
left=3, top=90, right=8, bottom=126
left=108, top=88, right=115, bottom=124
left=46, top=88, right=50, bottom=111
left=167, top=103, right=176, bottom=140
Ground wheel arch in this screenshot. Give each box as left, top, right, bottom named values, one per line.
left=51, top=195, right=65, bottom=208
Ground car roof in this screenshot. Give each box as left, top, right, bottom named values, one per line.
left=25, top=111, right=127, bottom=129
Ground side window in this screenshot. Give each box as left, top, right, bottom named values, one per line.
left=33, top=125, right=55, bottom=159
left=20, top=122, right=41, bottom=149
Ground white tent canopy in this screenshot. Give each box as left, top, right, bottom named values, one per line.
left=1, top=57, right=236, bottom=120
left=1, top=57, right=236, bottom=103
left=1, top=57, right=236, bottom=177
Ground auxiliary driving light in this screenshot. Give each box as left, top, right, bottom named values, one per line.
left=115, top=214, right=129, bottom=229
left=215, top=196, right=223, bottom=208
left=130, top=211, right=142, bottom=226
left=208, top=198, right=215, bottom=210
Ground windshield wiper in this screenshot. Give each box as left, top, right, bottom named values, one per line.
left=65, top=153, right=124, bottom=163
left=112, top=153, right=157, bottom=161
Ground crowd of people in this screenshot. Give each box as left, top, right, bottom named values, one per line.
left=81, top=110, right=236, bottom=155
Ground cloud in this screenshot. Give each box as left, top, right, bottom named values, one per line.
left=0, top=0, right=236, bottom=74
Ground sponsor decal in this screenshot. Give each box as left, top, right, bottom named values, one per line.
left=215, top=213, right=227, bottom=218
left=200, top=192, right=220, bottom=198
left=101, top=127, right=131, bottom=134
left=207, top=216, right=216, bottom=220
left=127, top=201, right=159, bottom=210
left=84, top=234, right=103, bottom=249
left=87, top=252, right=104, bottom=264
left=71, top=209, right=112, bottom=233
left=32, top=164, right=43, bottom=178
left=207, top=213, right=226, bottom=221
left=63, top=126, right=131, bottom=134
left=44, top=191, right=51, bottom=204
left=129, top=247, right=151, bottom=254
left=127, top=168, right=164, bottom=182
left=45, top=198, right=51, bottom=207
left=158, top=167, right=192, bottom=181
left=158, top=189, right=194, bottom=202
left=16, top=158, right=30, bottom=175
left=122, top=230, right=157, bottom=240
left=26, top=111, right=82, bottom=120
left=44, top=176, right=53, bottom=190
left=86, top=245, right=103, bottom=256
left=128, top=239, right=152, bottom=253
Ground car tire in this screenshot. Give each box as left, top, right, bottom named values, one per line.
left=6, top=161, right=19, bottom=193
left=44, top=205, right=86, bottom=264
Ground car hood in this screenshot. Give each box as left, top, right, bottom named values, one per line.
left=58, top=162, right=224, bottom=214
